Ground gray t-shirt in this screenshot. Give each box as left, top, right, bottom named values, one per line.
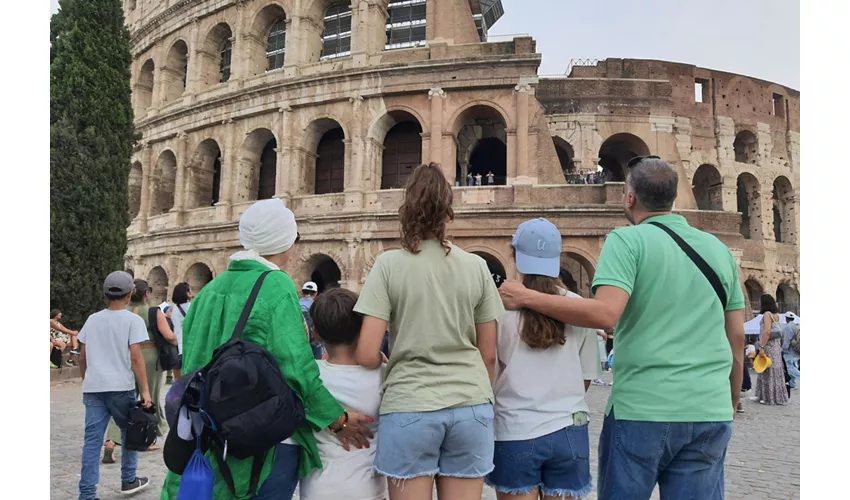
left=78, top=309, right=149, bottom=393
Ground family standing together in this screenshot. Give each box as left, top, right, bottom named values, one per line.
left=76, top=157, right=747, bottom=500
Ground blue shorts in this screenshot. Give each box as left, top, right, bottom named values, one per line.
left=374, top=403, right=495, bottom=479
left=486, top=425, right=592, bottom=498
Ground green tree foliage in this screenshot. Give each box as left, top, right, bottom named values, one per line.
left=51, top=0, right=135, bottom=328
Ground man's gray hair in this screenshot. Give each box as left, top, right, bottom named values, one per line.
left=627, top=158, right=678, bottom=211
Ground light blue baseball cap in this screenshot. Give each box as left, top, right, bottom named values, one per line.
left=512, top=218, right=562, bottom=278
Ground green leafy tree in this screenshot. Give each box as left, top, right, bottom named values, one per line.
left=51, top=0, right=135, bottom=328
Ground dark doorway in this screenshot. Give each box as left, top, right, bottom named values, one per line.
left=382, top=121, right=422, bottom=189
left=211, top=156, right=222, bottom=206
left=469, top=138, right=507, bottom=185
left=311, top=258, right=342, bottom=292
left=258, top=139, right=277, bottom=200
left=315, top=128, right=345, bottom=194
left=473, top=252, right=507, bottom=288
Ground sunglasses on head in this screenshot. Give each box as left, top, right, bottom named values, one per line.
left=627, top=155, right=662, bottom=168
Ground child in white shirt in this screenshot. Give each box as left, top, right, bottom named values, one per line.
left=299, top=288, right=387, bottom=500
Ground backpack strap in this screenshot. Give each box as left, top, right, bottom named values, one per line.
left=648, top=222, right=728, bottom=310
left=211, top=448, right=266, bottom=497
left=231, top=271, right=272, bottom=341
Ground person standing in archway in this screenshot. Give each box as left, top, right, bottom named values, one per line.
left=474, top=172, right=483, bottom=186
left=487, top=171, right=495, bottom=185
left=355, top=163, right=504, bottom=500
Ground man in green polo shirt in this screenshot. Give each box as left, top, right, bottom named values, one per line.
left=499, top=157, right=745, bottom=500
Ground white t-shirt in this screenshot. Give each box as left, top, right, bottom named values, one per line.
left=78, top=309, right=149, bottom=393
left=171, top=302, right=191, bottom=354
left=493, top=290, right=599, bottom=442
left=299, top=360, right=386, bottom=500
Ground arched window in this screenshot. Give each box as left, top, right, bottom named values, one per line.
left=187, top=139, right=223, bottom=209
left=736, top=173, right=762, bottom=240
left=129, top=162, right=143, bottom=219
left=134, top=59, right=155, bottom=116
left=692, top=164, right=723, bottom=211
left=309, top=255, right=343, bottom=292
left=220, top=39, right=233, bottom=82
left=733, top=130, right=758, bottom=164
left=321, top=3, right=352, bottom=59
left=185, top=263, right=214, bottom=293
left=266, top=17, right=286, bottom=71
left=598, top=133, right=651, bottom=182
left=386, top=0, right=427, bottom=49
left=382, top=121, right=422, bottom=189
left=315, top=127, right=346, bottom=194
left=454, top=105, right=508, bottom=186
left=151, top=151, right=177, bottom=215
left=259, top=139, right=277, bottom=200
left=772, top=176, right=796, bottom=243
left=163, top=41, right=189, bottom=103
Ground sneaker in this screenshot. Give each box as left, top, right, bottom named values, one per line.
left=736, top=402, right=745, bottom=413
left=50, top=362, right=58, bottom=369
left=121, top=477, right=149, bottom=495
left=70, top=349, right=80, bottom=355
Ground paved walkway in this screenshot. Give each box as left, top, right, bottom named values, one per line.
left=51, top=371, right=799, bottom=499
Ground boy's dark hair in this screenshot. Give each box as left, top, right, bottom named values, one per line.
left=309, top=288, right=362, bottom=346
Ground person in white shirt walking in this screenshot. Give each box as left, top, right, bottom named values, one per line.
left=168, top=282, right=194, bottom=380
left=300, top=287, right=387, bottom=500
left=77, top=271, right=152, bottom=500
left=487, top=219, right=597, bottom=500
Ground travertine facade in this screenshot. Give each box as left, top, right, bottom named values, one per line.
left=124, top=0, right=800, bottom=317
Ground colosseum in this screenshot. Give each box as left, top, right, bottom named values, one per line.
left=124, top=0, right=800, bottom=318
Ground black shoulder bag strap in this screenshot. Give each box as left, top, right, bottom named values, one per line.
left=176, top=303, right=187, bottom=318
left=648, top=222, right=728, bottom=310
left=231, top=271, right=272, bottom=341
left=212, top=270, right=272, bottom=497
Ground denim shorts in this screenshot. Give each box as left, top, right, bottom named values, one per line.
left=374, top=403, right=495, bottom=479
left=486, top=425, right=592, bottom=498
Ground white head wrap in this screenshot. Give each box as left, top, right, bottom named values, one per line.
left=237, top=198, right=297, bottom=256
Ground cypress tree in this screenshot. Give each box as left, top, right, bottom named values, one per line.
left=51, top=0, right=136, bottom=328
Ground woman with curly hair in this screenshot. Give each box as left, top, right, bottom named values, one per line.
left=354, top=163, right=505, bottom=500
left=486, top=218, right=598, bottom=500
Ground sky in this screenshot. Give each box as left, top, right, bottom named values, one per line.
left=50, top=0, right=800, bottom=89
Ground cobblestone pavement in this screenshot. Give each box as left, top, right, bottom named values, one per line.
left=51, top=370, right=799, bottom=500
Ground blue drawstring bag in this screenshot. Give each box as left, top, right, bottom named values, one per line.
left=176, top=444, right=214, bottom=500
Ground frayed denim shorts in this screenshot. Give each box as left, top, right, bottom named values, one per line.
left=374, top=403, right=495, bottom=480
left=486, top=424, right=592, bottom=499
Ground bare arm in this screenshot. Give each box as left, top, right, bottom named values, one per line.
left=500, top=282, right=630, bottom=331
left=156, top=309, right=177, bottom=345
left=130, top=343, right=152, bottom=407
left=584, top=380, right=591, bottom=392
left=79, top=345, right=87, bottom=380
left=355, top=316, right=388, bottom=370
left=475, top=320, right=497, bottom=384
left=51, top=320, right=77, bottom=336
left=725, top=309, right=745, bottom=415
left=760, top=313, right=771, bottom=349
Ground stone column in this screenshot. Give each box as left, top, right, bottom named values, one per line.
left=275, top=106, right=293, bottom=205
left=216, top=120, right=237, bottom=220
left=186, top=19, right=200, bottom=96
left=150, top=41, right=165, bottom=108
left=230, top=1, right=246, bottom=85
left=171, top=132, right=189, bottom=226
left=721, top=176, right=738, bottom=213
left=138, top=144, right=153, bottom=233
left=345, top=94, right=365, bottom=211
left=428, top=88, right=446, bottom=170
left=514, top=83, right=531, bottom=183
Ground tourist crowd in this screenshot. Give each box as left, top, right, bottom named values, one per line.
left=72, top=157, right=799, bottom=500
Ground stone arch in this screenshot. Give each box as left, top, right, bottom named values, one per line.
left=303, top=118, right=346, bottom=195
left=185, top=262, right=214, bottom=293
left=147, top=266, right=169, bottom=305
left=449, top=100, right=514, bottom=133
left=247, top=3, right=289, bottom=75
left=199, top=22, right=233, bottom=89
left=561, top=250, right=597, bottom=298
left=237, top=127, right=278, bottom=202
left=376, top=110, right=424, bottom=189
left=736, top=172, right=762, bottom=240
left=368, top=105, right=430, bottom=140
left=744, top=278, right=763, bottom=317
left=305, top=253, right=345, bottom=292
left=471, top=250, right=508, bottom=288
left=692, top=164, right=723, bottom=211
left=150, top=150, right=177, bottom=216
left=129, top=161, right=143, bottom=219
left=134, top=59, right=155, bottom=117
left=772, top=176, right=796, bottom=243
left=733, top=129, right=759, bottom=164
left=162, top=39, right=189, bottom=103
left=598, top=133, right=651, bottom=182
left=186, top=139, right=223, bottom=208
left=552, top=137, right=576, bottom=182
left=453, top=104, right=509, bottom=186
left=776, top=282, right=799, bottom=315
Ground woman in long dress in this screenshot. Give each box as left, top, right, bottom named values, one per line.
left=753, top=294, right=789, bottom=405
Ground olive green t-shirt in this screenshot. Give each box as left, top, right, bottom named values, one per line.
left=592, top=214, right=745, bottom=423
left=355, top=240, right=505, bottom=414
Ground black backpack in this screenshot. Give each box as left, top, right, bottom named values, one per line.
left=148, top=307, right=180, bottom=371
left=200, top=271, right=306, bottom=496
left=124, top=401, right=159, bottom=451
